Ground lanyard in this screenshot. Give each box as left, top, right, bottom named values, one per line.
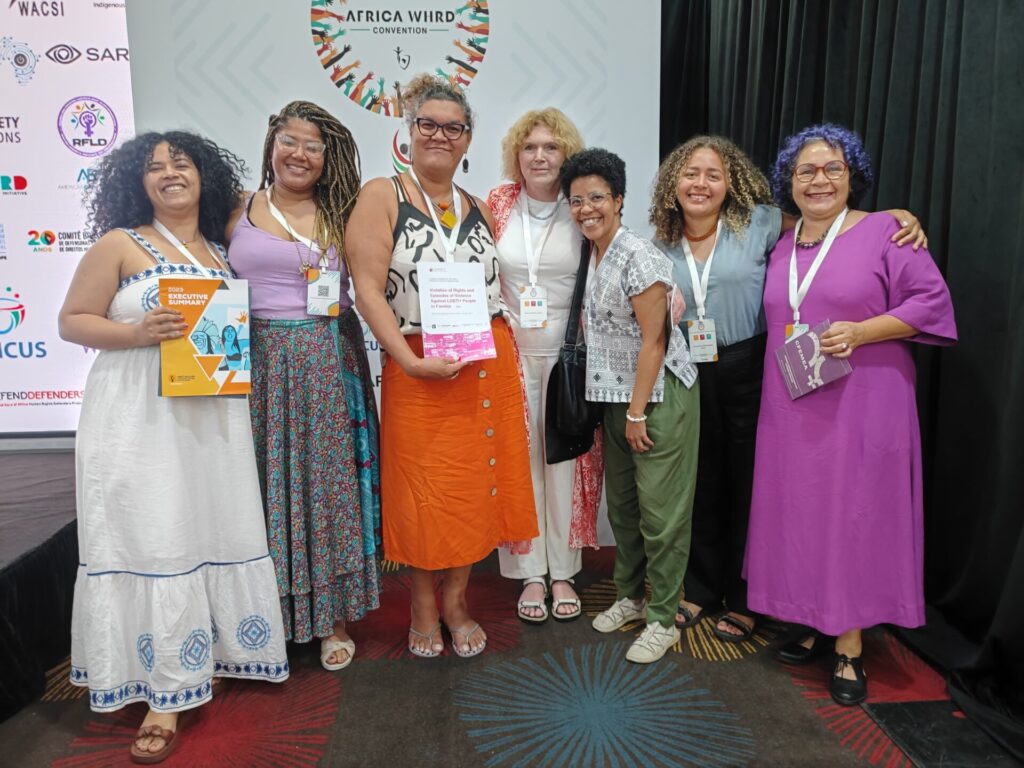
left=519, top=193, right=560, bottom=285
left=409, top=168, right=463, bottom=261
left=682, top=219, right=721, bottom=320
left=788, top=207, right=848, bottom=324
left=152, top=219, right=226, bottom=277
left=266, top=186, right=327, bottom=268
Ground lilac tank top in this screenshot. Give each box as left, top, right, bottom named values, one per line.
left=228, top=196, right=353, bottom=320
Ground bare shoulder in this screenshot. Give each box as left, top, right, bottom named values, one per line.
left=84, top=229, right=134, bottom=263
left=360, top=176, right=398, bottom=200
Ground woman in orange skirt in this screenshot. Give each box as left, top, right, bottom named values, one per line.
left=346, top=74, right=537, bottom=658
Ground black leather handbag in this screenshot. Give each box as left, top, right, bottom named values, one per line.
left=544, top=242, right=602, bottom=464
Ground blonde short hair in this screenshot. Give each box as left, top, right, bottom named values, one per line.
left=499, top=108, right=584, bottom=185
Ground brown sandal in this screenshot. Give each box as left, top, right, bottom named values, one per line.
left=129, top=724, right=179, bottom=764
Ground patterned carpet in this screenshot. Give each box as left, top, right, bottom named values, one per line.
left=0, top=549, right=1005, bottom=767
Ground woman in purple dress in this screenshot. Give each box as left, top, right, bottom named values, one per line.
left=745, top=124, right=956, bottom=705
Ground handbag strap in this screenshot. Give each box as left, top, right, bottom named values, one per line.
left=564, top=239, right=590, bottom=346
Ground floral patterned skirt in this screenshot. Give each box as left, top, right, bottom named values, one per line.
left=249, top=310, right=381, bottom=642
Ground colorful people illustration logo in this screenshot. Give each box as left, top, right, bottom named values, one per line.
left=310, top=0, right=489, bottom=116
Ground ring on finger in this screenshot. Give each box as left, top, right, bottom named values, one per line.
left=841, top=342, right=849, bottom=351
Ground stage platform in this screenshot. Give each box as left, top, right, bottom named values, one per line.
left=0, top=451, right=78, bottom=721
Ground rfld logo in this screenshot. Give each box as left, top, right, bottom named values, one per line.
left=0, top=286, right=47, bottom=359
left=57, top=96, right=118, bottom=158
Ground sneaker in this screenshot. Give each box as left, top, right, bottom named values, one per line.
left=592, top=597, right=647, bottom=633
left=625, top=622, right=681, bottom=664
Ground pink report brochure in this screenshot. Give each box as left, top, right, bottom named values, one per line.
left=418, top=261, right=497, bottom=362
left=774, top=319, right=853, bottom=399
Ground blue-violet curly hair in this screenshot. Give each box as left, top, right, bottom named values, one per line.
left=770, top=123, right=873, bottom=215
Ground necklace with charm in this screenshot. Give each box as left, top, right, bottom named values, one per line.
left=431, top=197, right=458, bottom=229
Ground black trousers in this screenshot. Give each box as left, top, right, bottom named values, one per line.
left=682, top=332, right=765, bottom=616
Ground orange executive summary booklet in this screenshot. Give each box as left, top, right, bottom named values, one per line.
left=158, top=277, right=252, bottom=397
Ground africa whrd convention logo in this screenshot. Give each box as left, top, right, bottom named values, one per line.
left=57, top=96, right=118, bottom=157
left=311, top=0, right=489, bottom=117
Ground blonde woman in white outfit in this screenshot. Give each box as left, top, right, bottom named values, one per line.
left=487, top=109, right=601, bottom=623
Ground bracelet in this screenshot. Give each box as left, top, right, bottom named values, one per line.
left=625, top=412, right=648, bottom=423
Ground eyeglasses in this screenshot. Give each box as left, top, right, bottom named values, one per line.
left=793, top=160, right=848, bottom=183
left=275, top=133, right=326, bottom=157
left=568, top=191, right=615, bottom=209
left=414, top=117, right=470, bottom=140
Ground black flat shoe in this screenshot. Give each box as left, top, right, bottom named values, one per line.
left=829, top=653, right=868, bottom=706
left=775, top=631, right=832, bottom=665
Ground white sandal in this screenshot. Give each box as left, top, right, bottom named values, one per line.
left=516, top=577, right=549, bottom=624
left=550, top=578, right=582, bottom=622
left=320, top=636, right=355, bottom=671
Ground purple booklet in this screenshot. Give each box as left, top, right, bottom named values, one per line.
left=774, top=319, right=853, bottom=399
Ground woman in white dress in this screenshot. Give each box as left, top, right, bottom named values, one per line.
left=59, top=131, right=288, bottom=764
left=486, top=109, right=600, bottom=622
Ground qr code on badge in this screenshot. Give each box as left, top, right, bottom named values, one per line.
left=317, top=285, right=330, bottom=298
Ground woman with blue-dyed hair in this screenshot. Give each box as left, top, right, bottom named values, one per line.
left=745, top=123, right=957, bottom=705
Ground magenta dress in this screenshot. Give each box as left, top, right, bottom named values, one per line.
left=744, top=213, right=956, bottom=635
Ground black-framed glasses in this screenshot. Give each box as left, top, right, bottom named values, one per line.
left=568, top=191, right=614, bottom=209
left=793, top=160, right=848, bottom=183
left=414, top=117, right=470, bottom=140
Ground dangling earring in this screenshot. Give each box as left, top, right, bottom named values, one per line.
left=462, top=156, right=469, bottom=173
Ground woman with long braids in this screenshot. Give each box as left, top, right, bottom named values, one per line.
left=226, top=101, right=381, bottom=672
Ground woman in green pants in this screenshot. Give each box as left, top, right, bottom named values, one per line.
left=560, top=147, right=700, bottom=664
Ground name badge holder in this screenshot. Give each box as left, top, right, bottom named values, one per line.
left=782, top=207, right=848, bottom=344
left=683, top=220, right=721, bottom=362
left=266, top=188, right=341, bottom=317
left=517, top=195, right=559, bottom=329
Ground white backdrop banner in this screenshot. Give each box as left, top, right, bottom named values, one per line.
left=0, top=0, right=135, bottom=435
left=0, top=0, right=661, bottom=437
left=126, top=0, right=662, bottom=399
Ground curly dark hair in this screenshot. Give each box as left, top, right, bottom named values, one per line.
left=771, top=123, right=874, bottom=215
left=85, top=131, right=247, bottom=241
left=560, top=147, right=627, bottom=211
left=260, top=101, right=362, bottom=255
left=649, top=135, right=772, bottom=245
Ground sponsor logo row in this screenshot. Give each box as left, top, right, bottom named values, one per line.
left=1, top=38, right=128, bottom=87
left=0, top=223, right=95, bottom=259
left=7, top=1, right=123, bottom=18
left=0, top=98, right=118, bottom=155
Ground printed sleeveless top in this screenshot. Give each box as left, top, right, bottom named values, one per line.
left=111, top=228, right=232, bottom=324
left=386, top=176, right=502, bottom=335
